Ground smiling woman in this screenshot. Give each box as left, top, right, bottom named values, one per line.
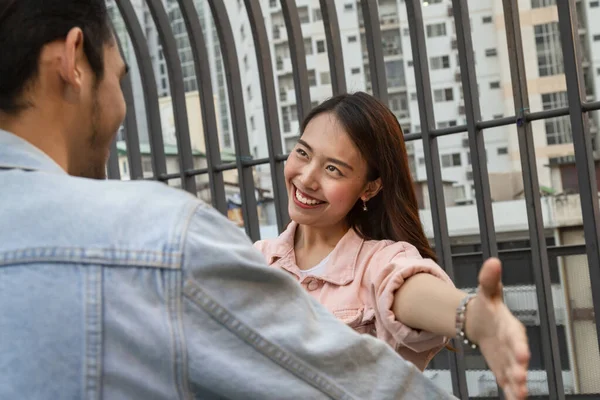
left=254, top=92, right=530, bottom=397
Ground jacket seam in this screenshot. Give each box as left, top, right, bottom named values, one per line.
left=182, top=278, right=356, bottom=400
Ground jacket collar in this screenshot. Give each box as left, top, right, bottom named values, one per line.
left=0, top=129, right=66, bottom=175
left=267, top=221, right=364, bottom=285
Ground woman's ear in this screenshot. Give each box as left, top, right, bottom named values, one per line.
left=361, top=178, right=383, bottom=202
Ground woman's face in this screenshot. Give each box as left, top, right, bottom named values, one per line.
left=284, top=112, right=378, bottom=230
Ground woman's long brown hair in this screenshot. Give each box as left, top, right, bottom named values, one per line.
left=300, top=92, right=437, bottom=262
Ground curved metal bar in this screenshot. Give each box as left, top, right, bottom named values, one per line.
left=107, top=138, right=121, bottom=180
left=279, top=0, right=312, bottom=119
left=144, top=0, right=197, bottom=194
left=244, top=0, right=289, bottom=232
left=207, top=0, right=260, bottom=241
left=360, top=0, right=387, bottom=103
left=319, top=0, right=347, bottom=95
left=451, top=0, right=497, bottom=258
left=404, top=0, right=467, bottom=396
left=115, top=0, right=168, bottom=180
left=120, top=74, right=144, bottom=180
left=501, top=0, right=564, bottom=396
left=176, top=0, right=228, bottom=214
left=556, top=0, right=600, bottom=366
left=110, top=24, right=144, bottom=180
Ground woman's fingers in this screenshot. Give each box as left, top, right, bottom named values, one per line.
left=478, top=257, right=503, bottom=299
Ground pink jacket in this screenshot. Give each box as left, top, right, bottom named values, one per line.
left=254, top=221, right=455, bottom=370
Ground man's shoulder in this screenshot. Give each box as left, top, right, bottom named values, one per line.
left=1, top=172, right=210, bottom=263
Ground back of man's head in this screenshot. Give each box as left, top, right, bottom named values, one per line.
left=0, top=0, right=112, bottom=114
left=0, top=0, right=129, bottom=179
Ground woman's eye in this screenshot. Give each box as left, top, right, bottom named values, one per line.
left=326, top=165, right=342, bottom=175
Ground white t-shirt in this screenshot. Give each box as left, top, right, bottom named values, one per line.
left=297, top=253, right=331, bottom=278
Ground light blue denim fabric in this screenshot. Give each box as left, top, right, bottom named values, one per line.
left=0, top=129, right=456, bottom=399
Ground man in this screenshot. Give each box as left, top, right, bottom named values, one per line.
left=0, top=1, right=528, bottom=399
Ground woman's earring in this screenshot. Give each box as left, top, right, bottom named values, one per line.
left=362, top=199, right=368, bottom=212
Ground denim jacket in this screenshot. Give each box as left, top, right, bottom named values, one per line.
left=0, top=129, right=455, bottom=400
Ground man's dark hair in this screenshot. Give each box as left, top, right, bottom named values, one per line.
left=0, top=0, right=113, bottom=113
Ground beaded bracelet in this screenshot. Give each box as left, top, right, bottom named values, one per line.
left=456, top=294, right=478, bottom=349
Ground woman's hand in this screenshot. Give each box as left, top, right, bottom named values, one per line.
left=465, top=258, right=531, bottom=400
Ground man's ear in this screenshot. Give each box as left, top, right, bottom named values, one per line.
left=59, top=27, right=86, bottom=96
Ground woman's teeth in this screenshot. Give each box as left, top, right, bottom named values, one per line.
left=295, top=189, right=323, bottom=205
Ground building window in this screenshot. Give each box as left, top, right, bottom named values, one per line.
left=407, top=60, right=414, bottom=67
left=493, top=114, right=504, bottom=119
left=497, top=147, right=508, bottom=155
left=419, top=157, right=425, bottom=165
left=351, top=67, right=360, bottom=74
left=485, top=48, right=498, bottom=57
left=243, top=55, right=249, bottom=71
left=411, top=92, right=418, bottom=101
left=426, top=22, right=447, bottom=38
left=250, top=116, right=255, bottom=131
left=313, top=8, right=322, bottom=21
left=122, top=160, right=128, bottom=175
left=403, top=28, right=410, bottom=36
left=438, top=120, right=457, bottom=128
left=594, top=34, right=600, bottom=41
left=542, top=92, right=572, bottom=144
left=535, top=22, right=564, bottom=77
left=442, top=153, right=462, bottom=167
left=490, top=81, right=500, bottom=89
left=246, top=85, right=252, bottom=100
left=344, top=3, right=353, bottom=11
left=298, top=6, right=310, bottom=24
left=308, top=70, right=317, bottom=86
left=591, top=1, right=600, bottom=7
left=316, top=40, right=326, bottom=53
left=348, top=35, right=357, bottom=43
left=434, top=88, right=454, bottom=102
left=531, top=0, right=556, bottom=8
left=385, top=60, right=405, bottom=88
left=430, top=55, right=450, bottom=70
left=482, top=16, right=493, bottom=24
left=304, top=38, right=313, bottom=55
left=320, top=71, right=331, bottom=85
left=388, top=93, right=408, bottom=114
left=142, top=159, right=153, bottom=173
left=240, top=25, right=245, bottom=41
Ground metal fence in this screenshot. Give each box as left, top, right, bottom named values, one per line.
left=105, top=1, right=600, bottom=399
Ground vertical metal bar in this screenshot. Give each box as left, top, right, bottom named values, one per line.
left=110, top=27, right=144, bottom=180
left=451, top=0, right=498, bottom=258
left=177, top=0, right=227, bottom=214
left=207, top=0, right=261, bottom=241
left=502, top=0, right=564, bottom=397
left=556, top=0, right=600, bottom=354
left=107, top=138, right=121, bottom=180
left=404, top=1, right=468, bottom=397
left=145, top=0, right=197, bottom=194
left=359, top=0, right=388, bottom=104
left=244, top=0, right=289, bottom=232
left=115, top=0, right=168, bottom=181
left=279, top=0, right=312, bottom=120
left=319, top=0, right=347, bottom=95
